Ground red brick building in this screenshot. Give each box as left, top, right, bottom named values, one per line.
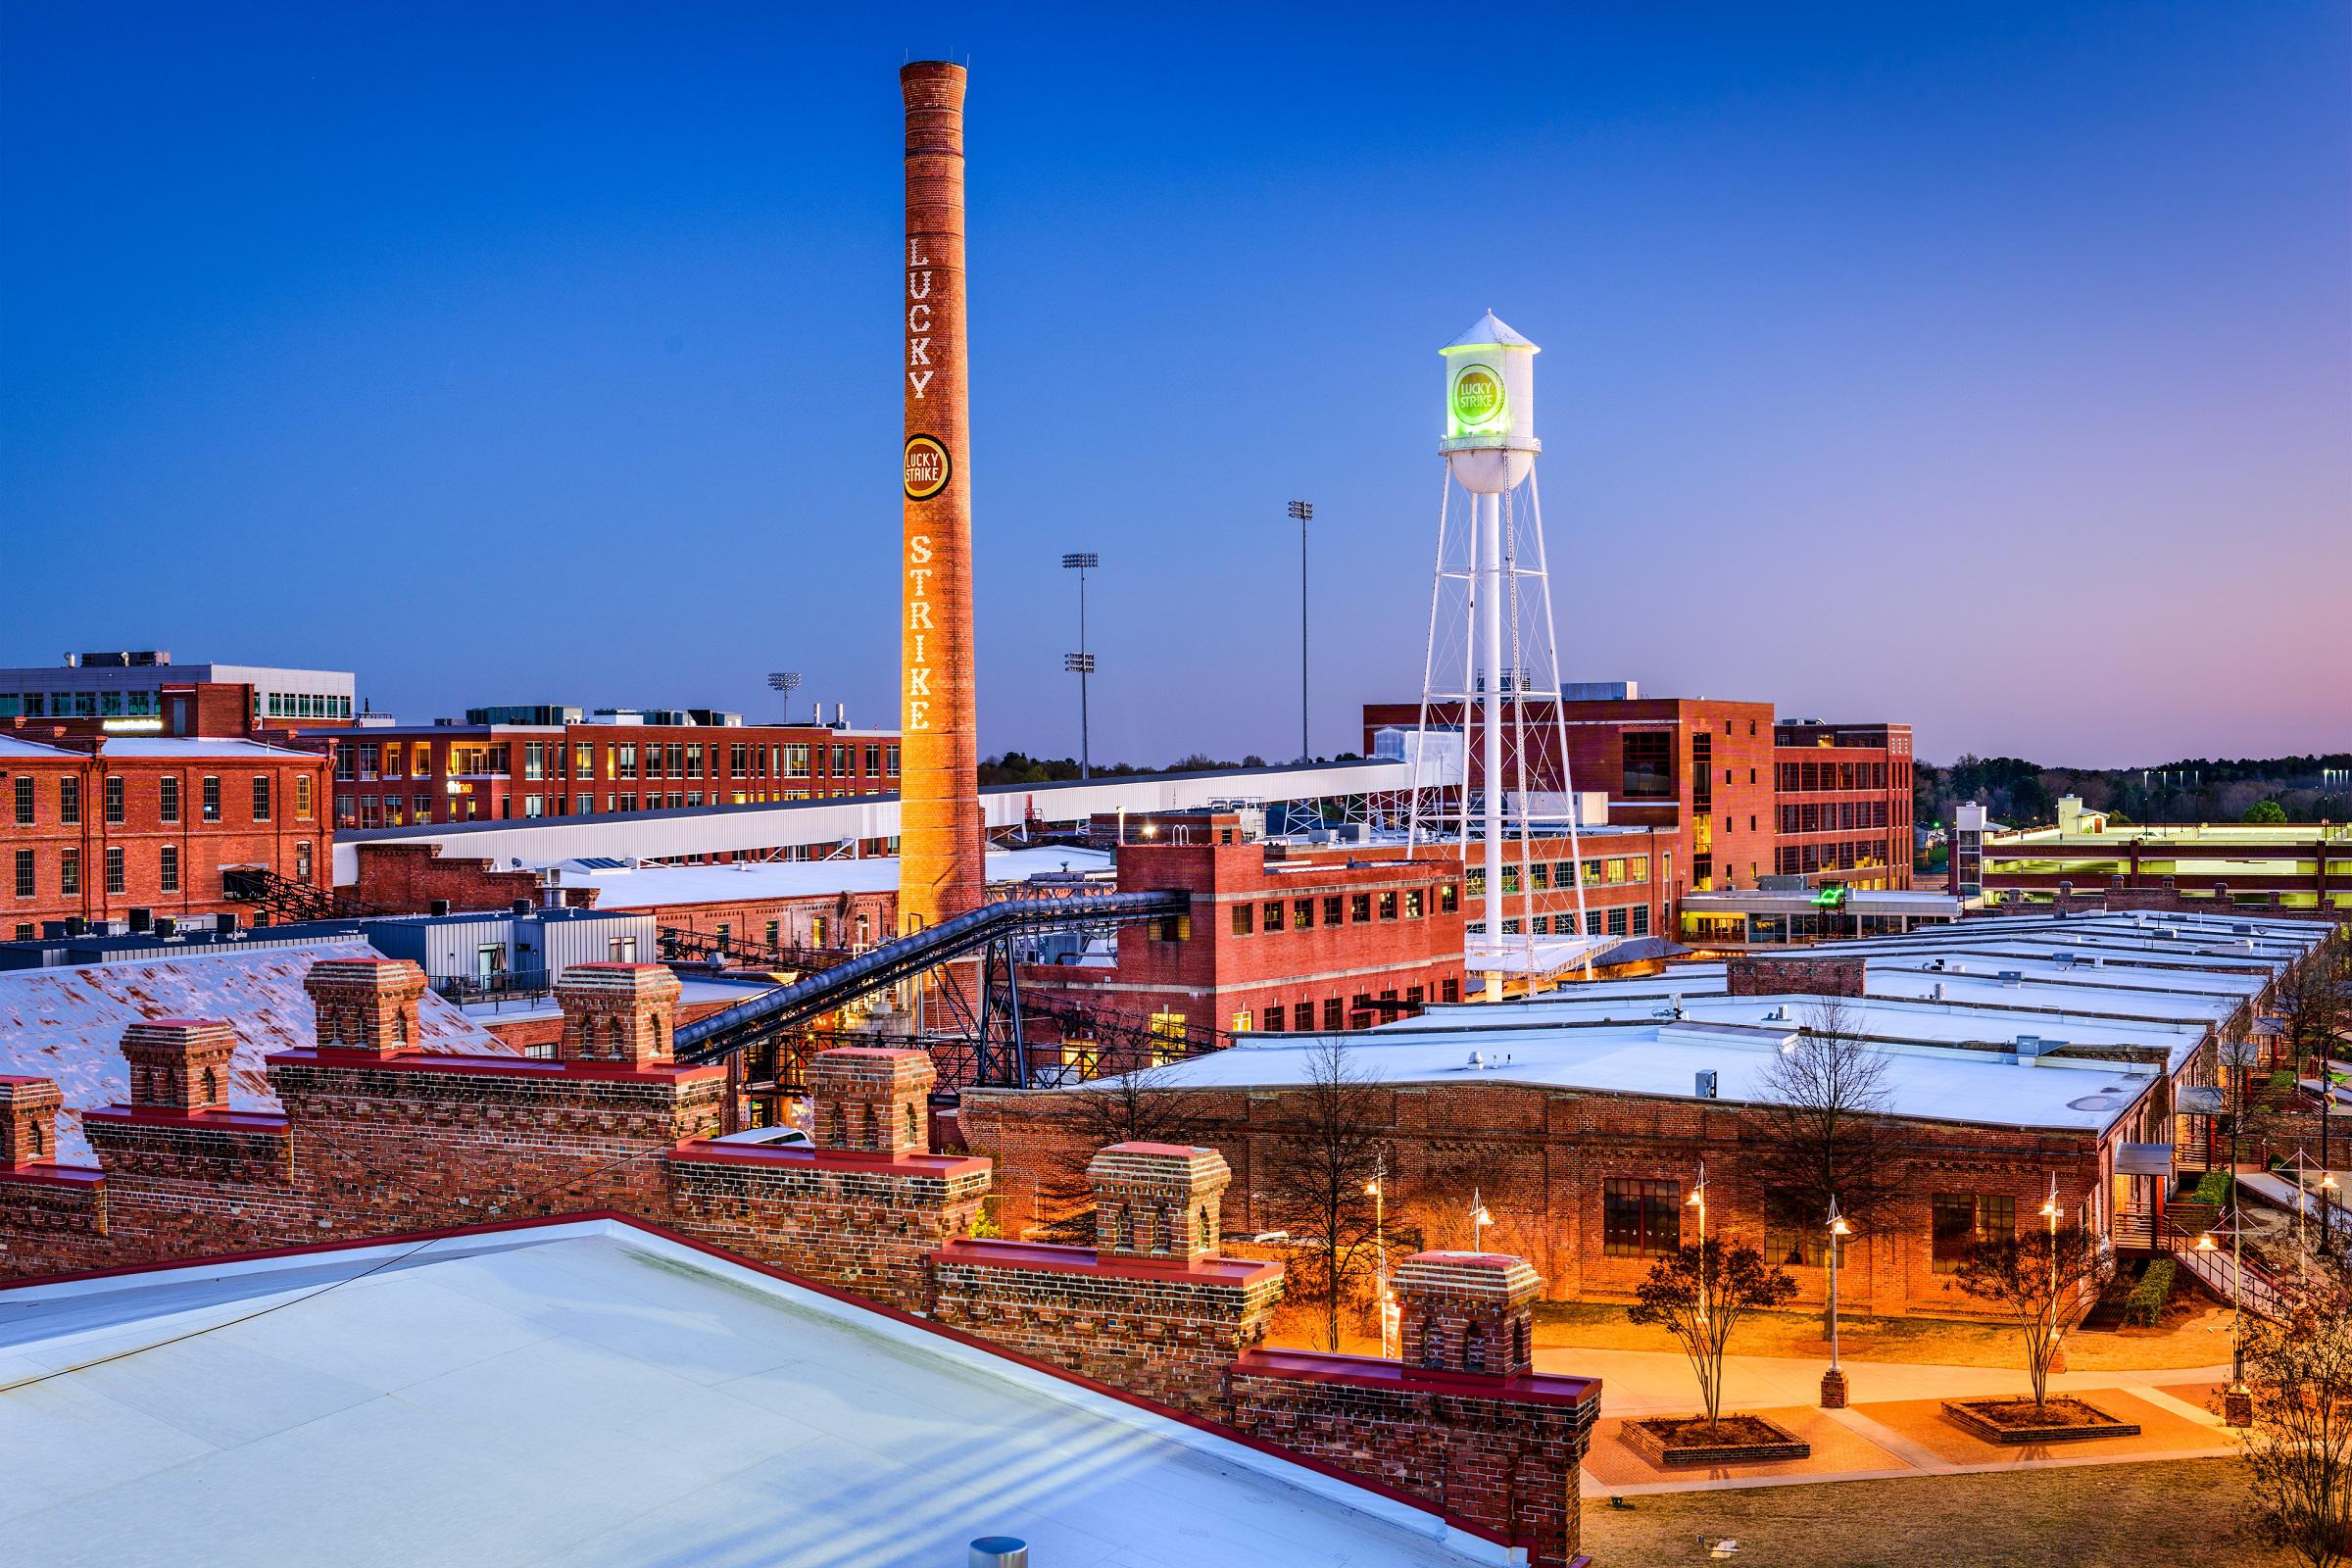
left=1024, top=813, right=1473, bottom=1042
left=313, top=718, right=902, bottom=831
left=1362, top=693, right=1913, bottom=921
left=1, top=732, right=331, bottom=940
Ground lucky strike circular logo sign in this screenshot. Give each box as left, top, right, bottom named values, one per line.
left=1450, top=364, right=1506, bottom=428
left=903, top=434, right=952, bottom=501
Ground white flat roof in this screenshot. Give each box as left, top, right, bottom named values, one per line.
left=561, top=846, right=1112, bottom=908
left=0, top=1221, right=1502, bottom=1567
left=1122, top=1018, right=2152, bottom=1134
left=92, top=737, right=319, bottom=760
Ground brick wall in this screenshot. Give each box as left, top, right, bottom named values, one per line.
left=930, top=1240, right=1281, bottom=1414
left=1225, top=1354, right=1595, bottom=1568
left=668, top=1143, right=988, bottom=1311
left=79, top=1108, right=312, bottom=1262
left=962, top=1074, right=2109, bottom=1320
left=351, top=842, right=564, bottom=913
left=1726, top=955, right=1866, bottom=997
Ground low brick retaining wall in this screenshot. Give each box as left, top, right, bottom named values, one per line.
left=1941, top=1397, right=2141, bottom=1445
left=1622, top=1415, right=1811, bottom=1468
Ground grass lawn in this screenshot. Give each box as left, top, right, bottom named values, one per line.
left=1534, top=1298, right=2234, bottom=1373
left=1580, top=1458, right=2287, bottom=1566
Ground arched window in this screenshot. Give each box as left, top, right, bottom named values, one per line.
left=28, top=1120, right=45, bottom=1157
left=903, top=1102, right=918, bottom=1149
left=1463, top=1322, right=1488, bottom=1374
left=1512, top=1318, right=1529, bottom=1371
left=859, top=1103, right=878, bottom=1151
left=1420, top=1327, right=1445, bottom=1369
left=1197, top=1204, right=1212, bottom=1250
left=202, top=1066, right=220, bottom=1105
left=393, top=1009, right=410, bottom=1045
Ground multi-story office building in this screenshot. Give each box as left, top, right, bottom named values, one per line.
left=0, top=651, right=357, bottom=732
left=1362, top=688, right=1914, bottom=936
left=311, top=715, right=902, bottom=830
left=0, top=732, right=331, bottom=938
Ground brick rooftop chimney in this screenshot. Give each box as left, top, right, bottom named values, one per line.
left=554, top=963, right=682, bottom=1068
left=121, top=1019, right=238, bottom=1114
left=808, top=1047, right=936, bottom=1154
left=1396, top=1250, right=1543, bottom=1377
left=305, top=956, right=427, bottom=1056
left=0, top=1075, right=63, bottom=1164
left=1087, top=1142, right=1232, bottom=1263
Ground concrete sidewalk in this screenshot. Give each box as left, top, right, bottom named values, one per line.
left=1546, top=1344, right=2242, bottom=1495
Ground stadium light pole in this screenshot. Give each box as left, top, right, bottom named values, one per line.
left=766, top=671, right=801, bottom=722
left=1288, top=500, right=1313, bottom=762
left=1061, top=553, right=1099, bottom=779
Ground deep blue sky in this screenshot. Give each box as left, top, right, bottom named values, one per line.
left=5, top=4, right=2346, bottom=767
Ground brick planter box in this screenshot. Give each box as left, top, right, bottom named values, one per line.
left=1623, top=1414, right=1812, bottom=1468
left=1940, top=1396, right=2140, bottom=1445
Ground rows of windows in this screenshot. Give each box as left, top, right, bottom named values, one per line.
left=1779, top=801, right=1893, bottom=835
left=339, top=737, right=900, bottom=784
left=1227, top=884, right=1456, bottom=936
left=6, top=839, right=306, bottom=902
left=1239, top=978, right=1463, bottom=1035
left=1774, top=838, right=1899, bottom=876
left=1777, top=759, right=1894, bottom=793
left=1593, top=1183, right=2021, bottom=1267
left=7, top=772, right=300, bottom=828
left=1466, top=857, right=1650, bottom=898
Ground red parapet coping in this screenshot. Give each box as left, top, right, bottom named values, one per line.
left=0, top=1209, right=1512, bottom=1551
left=0, top=1162, right=105, bottom=1190
left=1231, top=1346, right=1602, bottom=1410
left=934, top=1236, right=1282, bottom=1288
left=80, top=1105, right=292, bottom=1135
left=265, top=1048, right=725, bottom=1087
left=668, top=1140, right=991, bottom=1181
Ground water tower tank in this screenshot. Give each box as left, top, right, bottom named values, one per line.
left=1439, top=311, right=1540, bottom=494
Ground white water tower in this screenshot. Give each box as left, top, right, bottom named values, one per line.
left=1408, top=312, right=1592, bottom=997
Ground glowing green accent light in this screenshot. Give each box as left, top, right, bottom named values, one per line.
left=1811, top=886, right=1849, bottom=908
left=1448, top=362, right=1506, bottom=437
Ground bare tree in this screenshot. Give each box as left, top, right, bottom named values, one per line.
left=2237, top=1267, right=2352, bottom=1567
left=1626, top=1240, right=1797, bottom=1436
left=1256, top=1034, right=1388, bottom=1350
left=1952, top=1223, right=2111, bottom=1411
left=1036, top=1063, right=1204, bottom=1243
left=2282, top=938, right=2349, bottom=1079
left=1748, top=999, right=1903, bottom=1320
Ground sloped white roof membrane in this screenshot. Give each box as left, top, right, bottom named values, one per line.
left=0, top=1222, right=1506, bottom=1567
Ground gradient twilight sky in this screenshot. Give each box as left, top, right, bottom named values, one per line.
left=4, top=4, right=2346, bottom=769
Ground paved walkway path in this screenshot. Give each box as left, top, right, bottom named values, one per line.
left=1544, top=1344, right=2244, bottom=1496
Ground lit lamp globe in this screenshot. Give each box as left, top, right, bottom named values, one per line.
left=1439, top=311, right=1540, bottom=494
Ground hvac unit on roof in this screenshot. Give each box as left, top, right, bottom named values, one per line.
left=1695, top=1069, right=1719, bottom=1100
left=1763, top=1004, right=1790, bottom=1022
left=1999, top=970, right=2024, bottom=987
left=1930, top=981, right=1947, bottom=1002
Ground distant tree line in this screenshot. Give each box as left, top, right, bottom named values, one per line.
left=978, top=750, right=1362, bottom=787
left=1915, top=752, right=2352, bottom=831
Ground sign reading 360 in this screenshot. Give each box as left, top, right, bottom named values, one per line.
left=904, top=434, right=952, bottom=501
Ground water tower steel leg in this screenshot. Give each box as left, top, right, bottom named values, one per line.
left=1478, top=488, right=1505, bottom=953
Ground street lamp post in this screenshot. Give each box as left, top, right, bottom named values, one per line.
left=2196, top=1211, right=2254, bottom=1426
left=1287, top=500, right=1312, bottom=762
left=1821, top=1198, right=1854, bottom=1407
left=1689, top=1159, right=1710, bottom=1326
left=1470, top=1186, right=1494, bottom=1252
left=1061, top=553, right=1099, bottom=779
left=2039, top=1173, right=2064, bottom=1375
left=1366, top=1155, right=1392, bottom=1357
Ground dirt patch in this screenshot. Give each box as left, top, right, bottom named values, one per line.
left=1579, top=1459, right=2288, bottom=1566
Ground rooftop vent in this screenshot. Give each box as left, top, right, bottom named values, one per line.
left=1930, top=981, right=1947, bottom=1002
left=969, top=1539, right=1030, bottom=1568
left=1762, top=1003, right=1790, bottom=1022
left=1999, top=970, right=2024, bottom=987
left=1695, top=1069, right=1719, bottom=1100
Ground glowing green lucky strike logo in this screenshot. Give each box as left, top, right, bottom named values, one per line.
left=1450, top=363, right=1505, bottom=429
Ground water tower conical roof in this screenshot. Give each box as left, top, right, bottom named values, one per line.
left=1444, top=311, right=1539, bottom=353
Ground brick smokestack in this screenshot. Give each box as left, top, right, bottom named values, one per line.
left=899, top=61, right=983, bottom=935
